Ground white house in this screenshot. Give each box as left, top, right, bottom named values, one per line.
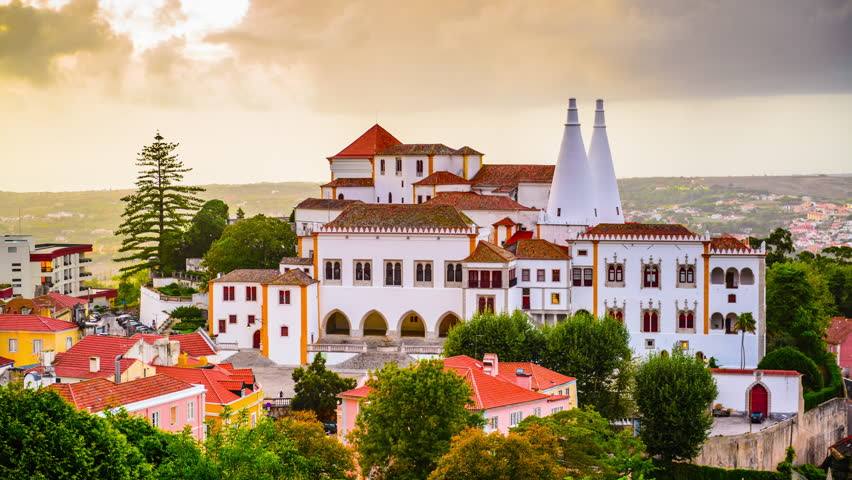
left=0, top=235, right=95, bottom=298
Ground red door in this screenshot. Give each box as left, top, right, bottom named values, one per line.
left=218, top=319, right=226, bottom=334
left=750, top=384, right=768, bottom=416
left=252, top=330, right=261, bottom=349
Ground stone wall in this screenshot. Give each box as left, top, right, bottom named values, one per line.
left=694, top=398, right=846, bottom=470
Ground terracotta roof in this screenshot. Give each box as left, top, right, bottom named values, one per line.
left=295, top=198, right=364, bottom=210
left=443, top=356, right=549, bottom=409
left=52, top=336, right=142, bottom=379
left=584, top=222, right=697, bottom=238
left=471, top=164, right=554, bottom=188
left=280, top=257, right=313, bottom=265
left=378, top=144, right=457, bottom=156
left=710, top=235, right=751, bottom=251
left=34, top=292, right=88, bottom=310
left=455, top=146, right=483, bottom=156
left=320, top=178, right=375, bottom=188
left=268, top=269, right=317, bottom=286
left=426, top=192, right=536, bottom=211
left=156, top=365, right=258, bottom=405
left=710, top=368, right=801, bottom=377
left=504, top=230, right=533, bottom=246
left=412, top=171, right=471, bottom=186
left=330, top=124, right=402, bottom=159
left=0, top=314, right=78, bottom=332
left=211, top=269, right=281, bottom=284
left=464, top=241, right=516, bottom=263
left=499, top=362, right=575, bottom=390
left=0, top=356, right=13, bottom=367
left=827, top=317, right=852, bottom=345
left=509, top=239, right=570, bottom=260
left=50, top=374, right=195, bottom=413
left=324, top=204, right=473, bottom=230
left=130, top=332, right=217, bottom=357
left=492, top=217, right=516, bottom=227
left=338, top=384, right=371, bottom=399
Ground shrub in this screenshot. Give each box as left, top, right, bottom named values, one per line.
left=804, top=355, right=843, bottom=410
left=653, top=462, right=784, bottom=480
left=758, top=347, right=823, bottom=391
left=158, top=282, right=197, bottom=297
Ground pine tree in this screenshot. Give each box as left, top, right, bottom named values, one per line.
left=115, top=132, right=204, bottom=276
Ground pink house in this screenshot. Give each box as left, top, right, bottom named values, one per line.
left=337, top=354, right=577, bottom=440
left=827, top=317, right=852, bottom=375
left=50, top=373, right=207, bottom=440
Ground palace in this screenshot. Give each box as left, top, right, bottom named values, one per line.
left=209, top=99, right=766, bottom=368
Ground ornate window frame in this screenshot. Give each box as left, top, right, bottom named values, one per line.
left=640, top=256, right=662, bottom=289
left=676, top=255, right=697, bottom=289
left=353, top=259, right=372, bottom=286
left=639, top=299, right=661, bottom=332
left=675, top=299, right=698, bottom=333
left=603, top=298, right=626, bottom=322
left=604, top=254, right=626, bottom=288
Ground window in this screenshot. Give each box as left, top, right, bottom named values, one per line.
left=510, top=411, right=523, bottom=426
left=445, top=262, right=462, bottom=286
left=607, top=308, right=624, bottom=322
left=246, top=286, right=257, bottom=301
left=280, top=325, right=289, bottom=336
left=477, top=296, right=495, bottom=313
left=417, top=195, right=423, bottom=204
left=551, top=406, right=564, bottom=414
left=557, top=208, right=561, bottom=217
left=170, top=406, right=177, bottom=425
left=8, top=338, right=17, bottom=353
left=468, top=270, right=479, bottom=288
left=32, top=339, right=42, bottom=354
left=552, top=269, right=560, bottom=282
left=536, top=269, right=545, bottom=282
left=354, top=260, right=372, bottom=286
left=728, top=294, right=737, bottom=303
left=677, top=310, right=695, bottom=332
left=188, top=401, right=195, bottom=420
left=229, top=314, right=237, bottom=324
left=479, top=270, right=491, bottom=289
left=279, top=290, right=291, bottom=304
left=577, top=249, right=588, bottom=256
left=384, top=261, right=402, bottom=286
left=572, top=268, right=583, bottom=286
left=324, top=260, right=341, bottom=283
left=489, top=417, right=498, bottom=430
left=533, top=407, right=541, bottom=417
left=223, top=286, right=235, bottom=301
left=677, top=265, right=696, bottom=287
left=338, top=193, right=344, bottom=200
left=551, top=293, right=561, bottom=304
left=380, top=159, right=385, bottom=174
left=415, top=261, right=433, bottom=286
left=65, top=336, right=73, bottom=349
left=679, top=340, right=689, bottom=351
left=7, top=246, right=16, bottom=253
left=248, top=315, right=256, bottom=325
left=416, top=159, right=424, bottom=177
left=218, top=319, right=226, bottom=333
left=151, top=411, right=160, bottom=427
left=606, top=263, right=624, bottom=286
left=641, top=310, right=660, bottom=333
left=645, top=338, right=655, bottom=349
left=583, top=267, right=593, bottom=287
left=395, top=157, right=402, bottom=175
left=491, top=270, right=502, bottom=288
left=522, top=288, right=530, bottom=310
left=388, top=192, right=393, bottom=203
left=642, top=264, right=660, bottom=288
left=521, top=269, right=530, bottom=282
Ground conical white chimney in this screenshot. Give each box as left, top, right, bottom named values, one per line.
left=545, top=99, right=596, bottom=225
left=588, top=99, right=624, bottom=224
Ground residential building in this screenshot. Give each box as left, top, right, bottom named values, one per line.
left=0, top=235, right=94, bottom=297
left=0, top=314, right=79, bottom=367
left=826, top=317, right=852, bottom=375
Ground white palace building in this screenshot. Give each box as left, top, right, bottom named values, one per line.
left=208, top=99, right=766, bottom=368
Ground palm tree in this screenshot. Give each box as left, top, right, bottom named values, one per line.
left=734, top=312, right=757, bottom=369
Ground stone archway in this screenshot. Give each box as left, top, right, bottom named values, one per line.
left=399, top=311, right=426, bottom=337
left=362, top=310, right=388, bottom=336
left=438, top=313, right=461, bottom=338
left=324, top=310, right=351, bottom=335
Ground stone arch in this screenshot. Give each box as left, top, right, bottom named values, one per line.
left=746, top=380, right=771, bottom=416
left=725, top=312, right=739, bottom=334
left=740, top=267, right=755, bottom=285
left=438, top=312, right=462, bottom=338
left=695, top=351, right=705, bottom=362
left=711, top=267, right=725, bottom=284
left=711, top=312, right=725, bottom=330
left=398, top=311, right=426, bottom=337
left=324, top=310, right=351, bottom=335
left=361, top=310, right=388, bottom=336
left=725, top=267, right=739, bottom=288
left=574, top=309, right=592, bottom=318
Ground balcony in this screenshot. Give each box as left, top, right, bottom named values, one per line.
left=79, top=258, right=92, bottom=264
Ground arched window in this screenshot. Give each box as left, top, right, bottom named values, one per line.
left=385, top=262, right=394, bottom=285
left=355, top=262, right=363, bottom=281
left=616, top=310, right=623, bottom=321
left=425, top=263, right=432, bottom=282
left=679, top=267, right=687, bottom=284
left=711, top=267, right=725, bottom=284
left=686, top=266, right=695, bottom=283
left=455, top=264, right=462, bottom=282
left=725, top=268, right=739, bottom=289
left=608, top=265, right=616, bottom=282
left=337, top=193, right=344, bottom=200
left=615, top=264, right=623, bottom=282
left=416, top=263, right=424, bottom=282
left=393, top=262, right=402, bottom=285
left=447, top=263, right=455, bottom=282
left=333, top=261, right=340, bottom=279
left=740, top=268, right=755, bottom=285
left=711, top=312, right=724, bottom=330
left=380, top=159, right=385, bottom=174
left=678, top=310, right=695, bottom=331
left=363, top=262, right=371, bottom=281
left=325, top=261, right=333, bottom=280
left=643, top=264, right=659, bottom=288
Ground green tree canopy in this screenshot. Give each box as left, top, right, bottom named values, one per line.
left=766, top=262, right=833, bottom=359
left=635, top=350, right=718, bottom=463
left=184, top=199, right=230, bottom=260
left=749, top=227, right=794, bottom=266
left=274, top=411, right=356, bottom=480
left=443, top=310, right=547, bottom=362
left=291, top=354, right=357, bottom=423
left=115, top=132, right=204, bottom=276
left=514, top=407, right=653, bottom=480
left=541, top=314, right=634, bottom=419
left=350, top=360, right=483, bottom=480
left=758, top=346, right=823, bottom=391
left=428, top=425, right=567, bottom=480
left=203, top=214, right=296, bottom=277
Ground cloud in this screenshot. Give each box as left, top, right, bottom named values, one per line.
left=0, top=0, right=131, bottom=84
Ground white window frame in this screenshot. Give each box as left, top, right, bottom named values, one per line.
left=65, top=336, right=73, bottom=349
left=510, top=411, right=523, bottom=426
left=8, top=338, right=17, bottom=353
left=187, top=400, right=195, bottom=421
left=151, top=411, right=160, bottom=427
left=32, top=339, right=42, bottom=354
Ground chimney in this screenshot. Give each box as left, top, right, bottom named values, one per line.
left=587, top=98, right=624, bottom=225
left=153, top=338, right=181, bottom=366
left=482, top=353, right=499, bottom=377
left=41, top=349, right=55, bottom=367
left=89, top=356, right=100, bottom=373
left=114, top=355, right=123, bottom=384
left=545, top=98, right=596, bottom=226
left=514, top=367, right=533, bottom=391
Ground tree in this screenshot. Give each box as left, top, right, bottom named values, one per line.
left=766, top=262, right=833, bottom=359
left=350, top=360, right=483, bottom=480
left=115, top=132, right=204, bottom=276
left=0, top=384, right=150, bottom=479
left=514, top=407, right=653, bottom=480
left=758, top=346, right=823, bottom=391
left=734, top=312, right=757, bottom=369
left=203, top=214, right=296, bottom=277
left=541, top=314, right=634, bottom=419
left=291, top=354, right=357, bottom=423
left=184, top=199, right=230, bottom=260
left=116, top=269, right=149, bottom=307
left=235, top=207, right=245, bottom=220
left=749, top=227, right=794, bottom=266
left=443, top=310, right=546, bottom=362
left=428, top=425, right=567, bottom=480
left=634, top=350, right=717, bottom=462
left=275, top=411, right=356, bottom=480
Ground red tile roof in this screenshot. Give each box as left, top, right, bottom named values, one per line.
left=499, top=362, right=575, bottom=390
left=584, top=223, right=697, bottom=238
left=826, top=317, right=852, bottom=345
left=130, top=332, right=217, bottom=357
left=508, top=239, right=571, bottom=260
left=0, top=314, right=78, bottom=332
left=455, top=146, right=483, bottom=156
left=53, top=336, right=142, bottom=379
left=295, top=198, right=363, bottom=210
left=443, top=356, right=549, bottom=409
left=710, top=235, right=751, bottom=251
left=50, top=374, right=195, bottom=413
left=379, top=143, right=459, bottom=155
left=426, top=192, right=537, bottom=211
left=463, top=241, right=516, bottom=263
left=211, top=269, right=280, bottom=284
left=471, top=164, right=554, bottom=189
left=156, top=365, right=258, bottom=405
left=320, top=178, right=375, bottom=188
left=492, top=217, right=517, bottom=227
left=324, top=204, right=473, bottom=230
left=267, top=269, right=317, bottom=287
left=339, top=384, right=371, bottom=399
left=35, top=292, right=88, bottom=310
left=413, top=171, right=472, bottom=186
left=330, top=124, right=402, bottom=159
left=0, top=356, right=13, bottom=367
left=710, top=368, right=801, bottom=377
left=504, top=230, right=533, bottom=246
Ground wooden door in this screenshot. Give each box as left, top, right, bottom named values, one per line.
left=252, top=330, right=261, bottom=349
left=750, top=384, right=768, bottom=416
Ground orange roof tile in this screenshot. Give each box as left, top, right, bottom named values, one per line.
left=710, top=235, right=751, bottom=251
left=295, top=198, right=363, bottom=210
left=499, top=362, right=575, bottom=390
left=455, top=146, right=483, bottom=156
left=320, top=178, right=375, bottom=188
left=52, top=336, right=142, bottom=379
left=509, top=239, right=571, bottom=260
left=471, top=164, right=554, bottom=189
left=0, top=356, right=13, bottom=367
left=584, top=222, right=697, bottom=238
left=492, top=217, right=516, bottom=227
left=426, top=192, right=536, bottom=211
left=50, top=374, right=195, bottom=413
left=0, top=314, right=78, bottom=332
left=34, top=292, right=88, bottom=310
left=443, top=356, right=549, bottom=409
left=413, top=171, right=472, bottom=186
left=324, top=203, right=473, bottom=230
left=211, top=269, right=281, bottom=283
left=268, top=269, right=317, bottom=287
left=504, top=230, right=534, bottom=246
left=339, top=384, right=371, bottom=399
left=826, top=317, right=852, bottom=345
left=156, top=365, right=258, bottom=405
left=131, top=332, right=217, bottom=357
left=379, top=143, right=458, bottom=155
left=330, top=124, right=402, bottom=159
left=463, top=241, right=516, bottom=263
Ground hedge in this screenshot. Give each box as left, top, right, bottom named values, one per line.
left=804, top=357, right=843, bottom=411
left=653, top=462, right=784, bottom=480
left=758, top=347, right=823, bottom=391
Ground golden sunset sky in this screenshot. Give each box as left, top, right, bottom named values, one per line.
left=1, top=0, right=851, bottom=192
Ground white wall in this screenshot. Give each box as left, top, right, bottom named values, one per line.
left=513, top=259, right=571, bottom=312
left=713, top=371, right=802, bottom=415
left=335, top=187, right=374, bottom=202
left=210, top=282, right=263, bottom=348
left=330, top=158, right=372, bottom=178
left=140, top=286, right=206, bottom=329
left=517, top=184, right=550, bottom=210
left=463, top=210, right=539, bottom=242
left=294, top=207, right=347, bottom=236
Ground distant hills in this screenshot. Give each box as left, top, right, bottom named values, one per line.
left=0, top=175, right=848, bottom=282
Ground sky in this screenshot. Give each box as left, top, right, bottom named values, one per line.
left=1, top=0, right=851, bottom=192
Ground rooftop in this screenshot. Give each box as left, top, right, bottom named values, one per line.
left=295, top=198, right=364, bottom=210
left=268, top=269, right=317, bottom=287
left=156, top=364, right=258, bottom=404
left=280, top=257, right=313, bottom=266
left=470, top=164, right=554, bottom=189
left=0, top=314, right=78, bottom=332
left=52, top=335, right=141, bottom=379
left=50, top=374, right=195, bottom=413
left=710, top=235, right=752, bottom=251
left=320, top=178, right=375, bottom=188
left=826, top=317, right=851, bottom=345
left=443, top=355, right=550, bottom=409
left=508, top=239, right=571, bottom=260
left=463, top=241, right=516, bottom=263
left=324, top=203, right=473, bottom=230
left=330, top=124, right=402, bottom=159
left=211, top=269, right=281, bottom=284
left=426, top=192, right=536, bottom=211
left=34, top=292, right=88, bottom=311
left=30, top=243, right=92, bottom=261
left=0, top=356, right=13, bottom=367
left=131, top=331, right=217, bottom=357
left=412, top=171, right=472, bottom=186
left=504, top=230, right=534, bottom=246
left=500, top=362, right=575, bottom=391
left=584, top=222, right=697, bottom=238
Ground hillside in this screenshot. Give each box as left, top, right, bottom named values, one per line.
left=0, top=175, right=848, bottom=281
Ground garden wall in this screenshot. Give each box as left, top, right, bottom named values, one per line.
left=694, top=397, right=846, bottom=470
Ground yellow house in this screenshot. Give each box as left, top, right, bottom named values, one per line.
left=0, top=314, right=80, bottom=366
